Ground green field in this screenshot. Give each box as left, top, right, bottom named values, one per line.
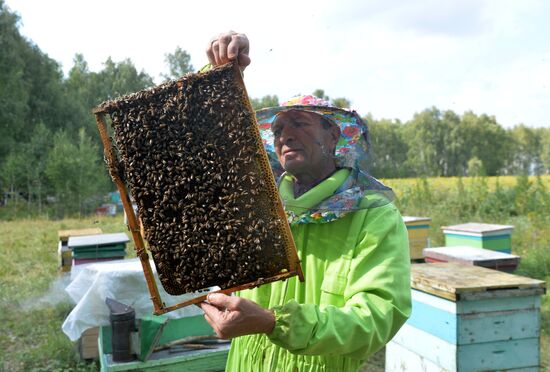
left=1, top=176, right=549, bottom=370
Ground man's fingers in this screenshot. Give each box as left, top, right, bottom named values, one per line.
left=200, top=301, right=221, bottom=316
left=206, top=293, right=232, bottom=310
left=203, top=311, right=223, bottom=338
left=237, top=53, right=251, bottom=68
left=206, top=32, right=249, bottom=69
left=212, top=40, right=222, bottom=65
left=217, top=33, right=233, bottom=64
left=208, top=293, right=247, bottom=312
left=206, top=39, right=216, bottom=66
left=229, top=34, right=250, bottom=69
left=227, top=34, right=247, bottom=59
left=200, top=301, right=229, bottom=338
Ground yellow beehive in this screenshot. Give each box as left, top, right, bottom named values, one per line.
left=403, top=216, right=431, bottom=260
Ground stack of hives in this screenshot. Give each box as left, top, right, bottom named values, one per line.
left=95, top=63, right=300, bottom=298
left=386, top=263, right=545, bottom=371
left=58, top=228, right=103, bottom=272
left=69, top=232, right=129, bottom=266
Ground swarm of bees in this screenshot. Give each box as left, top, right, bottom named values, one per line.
left=98, top=63, right=291, bottom=295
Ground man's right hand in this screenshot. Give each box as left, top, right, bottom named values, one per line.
left=206, top=31, right=250, bottom=70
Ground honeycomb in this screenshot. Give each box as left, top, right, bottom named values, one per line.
left=95, top=63, right=300, bottom=295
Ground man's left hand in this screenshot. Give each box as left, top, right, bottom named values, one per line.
left=199, top=293, right=275, bottom=339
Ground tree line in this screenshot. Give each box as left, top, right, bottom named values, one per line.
left=367, top=109, right=550, bottom=178
left=0, top=2, right=190, bottom=216
left=0, top=1, right=549, bottom=217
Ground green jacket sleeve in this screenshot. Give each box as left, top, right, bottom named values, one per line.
left=267, top=203, right=412, bottom=359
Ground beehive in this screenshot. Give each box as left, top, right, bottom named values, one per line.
left=402, top=216, right=431, bottom=260
left=69, top=232, right=129, bottom=266
left=93, top=62, right=302, bottom=312
left=386, top=263, right=545, bottom=371
left=79, top=327, right=100, bottom=360
left=442, top=222, right=514, bottom=253
left=57, top=228, right=103, bottom=272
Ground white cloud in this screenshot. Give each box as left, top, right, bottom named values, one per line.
left=5, top=0, right=550, bottom=128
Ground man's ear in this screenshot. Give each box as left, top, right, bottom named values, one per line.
left=329, top=125, right=340, bottom=148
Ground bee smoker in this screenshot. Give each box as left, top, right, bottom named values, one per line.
left=105, top=298, right=136, bottom=362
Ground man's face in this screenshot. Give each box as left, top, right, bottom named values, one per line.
left=271, top=110, right=339, bottom=177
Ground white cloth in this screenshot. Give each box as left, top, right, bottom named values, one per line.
left=62, top=258, right=208, bottom=341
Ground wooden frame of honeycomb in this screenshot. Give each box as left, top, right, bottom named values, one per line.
left=93, top=63, right=303, bottom=314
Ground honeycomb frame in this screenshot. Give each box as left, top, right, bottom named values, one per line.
left=93, top=63, right=303, bottom=314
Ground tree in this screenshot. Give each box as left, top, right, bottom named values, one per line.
left=20, top=43, right=66, bottom=132
left=20, top=123, right=52, bottom=212
left=0, top=1, right=29, bottom=159
left=162, top=46, right=194, bottom=80
left=64, top=54, right=155, bottom=143
left=0, top=1, right=70, bottom=159
left=467, top=156, right=485, bottom=176
left=45, top=129, right=108, bottom=216
left=404, top=107, right=451, bottom=176
left=331, top=97, right=351, bottom=108
left=505, top=125, right=543, bottom=175
left=63, top=54, right=97, bottom=135
left=312, top=89, right=329, bottom=101
left=99, top=57, right=154, bottom=99
left=0, top=151, right=26, bottom=206
left=368, top=118, right=409, bottom=178
left=250, top=95, right=279, bottom=110
left=442, top=110, right=463, bottom=176
left=312, top=89, right=351, bottom=108
left=540, top=128, right=550, bottom=174
left=460, top=112, right=511, bottom=176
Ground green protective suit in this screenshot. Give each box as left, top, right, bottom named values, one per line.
left=225, top=169, right=412, bottom=371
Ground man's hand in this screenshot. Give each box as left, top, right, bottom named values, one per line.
left=206, top=31, right=250, bottom=70
left=199, top=293, right=275, bottom=339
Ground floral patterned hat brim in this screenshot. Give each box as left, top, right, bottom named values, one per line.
left=255, top=105, right=369, bottom=171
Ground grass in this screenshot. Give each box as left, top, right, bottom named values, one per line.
left=1, top=176, right=549, bottom=370
left=0, top=216, right=132, bottom=371
left=381, top=175, right=550, bottom=195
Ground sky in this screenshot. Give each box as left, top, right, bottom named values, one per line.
left=5, top=0, right=550, bottom=128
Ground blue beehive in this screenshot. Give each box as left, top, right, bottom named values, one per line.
left=386, top=263, right=545, bottom=371
left=442, top=222, right=514, bottom=253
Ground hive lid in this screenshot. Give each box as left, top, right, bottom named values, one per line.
left=68, top=232, right=130, bottom=248
left=411, top=262, right=545, bottom=301
left=441, top=222, right=514, bottom=236
left=423, top=246, right=519, bottom=263
left=58, top=228, right=103, bottom=241
left=402, top=216, right=431, bottom=223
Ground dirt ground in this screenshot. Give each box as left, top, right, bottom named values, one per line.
left=360, top=348, right=385, bottom=372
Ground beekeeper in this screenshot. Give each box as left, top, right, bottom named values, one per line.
left=199, top=31, right=411, bottom=372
